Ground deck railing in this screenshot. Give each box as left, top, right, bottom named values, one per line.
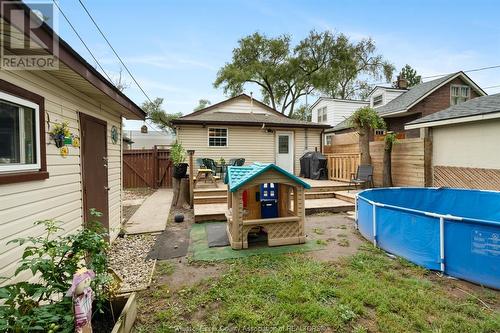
left=326, top=153, right=360, bottom=182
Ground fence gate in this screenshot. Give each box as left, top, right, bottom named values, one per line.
left=123, top=146, right=172, bottom=188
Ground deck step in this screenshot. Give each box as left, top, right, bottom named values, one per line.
left=305, top=191, right=337, bottom=199
left=333, top=191, right=356, bottom=204
left=193, top=189, right=227, bottom=197
left=194, top=203, right=227, bottom=223
left=305, top=198, right=355, bottom=214
left=305, top=185, right=354, bottom=192
left=194, top=195, right=227, bottom=204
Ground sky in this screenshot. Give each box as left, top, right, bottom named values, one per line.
left=49, top=0, right=500, bottom=130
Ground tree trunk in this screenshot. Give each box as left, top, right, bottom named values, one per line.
left=383, top=139, right=393, bottom=187
left=359, top=125, right=371, bottom=165
left=172, top=177, right=190, bottom=208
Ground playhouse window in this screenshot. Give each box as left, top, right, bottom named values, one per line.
left=208, top=127, right=228, bottom=147
left=0, top=93, right=40, bottom=173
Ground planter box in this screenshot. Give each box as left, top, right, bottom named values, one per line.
left=111, top=293, right=137, bottom=333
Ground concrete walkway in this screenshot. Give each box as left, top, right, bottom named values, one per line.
left=125, top=188, right=173, bottom=234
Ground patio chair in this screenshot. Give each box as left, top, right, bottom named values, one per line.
left=195, top=158, right=204, bottom=168
left=228, top=158, right=245, bottom=166
left=202, top=158, right=217, bottom=175
left=349, top=165, right=374, bottom=191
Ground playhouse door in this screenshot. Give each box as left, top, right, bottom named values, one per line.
left=275, top=131, right=294, bottom=173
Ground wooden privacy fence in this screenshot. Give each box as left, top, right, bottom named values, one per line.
left=326, top=153, right=361, bottom=181
left=324, top=137, right=431, bottom=186
left=123, top=147, right=172, bottom=188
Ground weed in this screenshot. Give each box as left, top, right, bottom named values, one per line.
left=313, top=228, right=324, bottom=235
left=338, top=239, right=350, bottom=247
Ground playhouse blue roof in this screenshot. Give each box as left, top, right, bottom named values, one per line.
left=224, top=163, right=311, bottom=192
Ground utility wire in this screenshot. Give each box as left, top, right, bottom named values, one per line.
left=52, top=0, right=113, bottom=83
left=53, top=0, right=169, bottom=134
left=77, top=0, right=153, bottom=104
left=483, top=84, right=500, bottom=90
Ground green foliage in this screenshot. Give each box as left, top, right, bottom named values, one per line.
left=214, top=30, right=394, bottom=115
left=396, top=64, right=422, bottom=87
left=290, top=104, right=311, bottom=121
left=349, top=106, right=386, bottom=130
left=142, top=97, right=182, bottom=132
left=384, top=132, right=398, bottom=147
left=0, top=210, right=112, bottom=333
left=194, top=99, right=211, bottom=111
left=49, top=121, right=71, bottom=138
left=170, top=142, right=186, bottom=165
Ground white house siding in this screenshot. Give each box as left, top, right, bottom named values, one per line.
left=0, top=69, right=123, bottom=284
left=432, top=119, right=500, bottom=169
left=311, top=98, right=368, bottom=128
left=370, top=87, right=405, bottom=108
left=177, top=125, right=322, bottom=175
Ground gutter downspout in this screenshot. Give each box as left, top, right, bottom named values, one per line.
left=320, top=129, right=324, bottom=153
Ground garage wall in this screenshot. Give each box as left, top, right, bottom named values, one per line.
left=0, top=69, right=123, bottom=284
left=431, top=119, right=500, bottom=190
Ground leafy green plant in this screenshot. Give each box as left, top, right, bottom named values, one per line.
left=349, top=107, right=386, bottom=164
left=170, top=142, right=186, bottom=166
left=0, top=209, right=113, bottom=332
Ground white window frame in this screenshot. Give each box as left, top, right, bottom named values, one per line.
left=317, top=106, right=327, bottom=123
left=450, top=84, right=470, bottom=105
left=0, top=91, right=41, bottom=173
left=207, top=127, right=228, bottom=147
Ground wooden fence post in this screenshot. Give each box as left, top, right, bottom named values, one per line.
left=187, top=150, right=195, bottom=208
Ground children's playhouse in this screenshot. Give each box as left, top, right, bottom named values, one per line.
left=224, top=163, right=311, bottom=249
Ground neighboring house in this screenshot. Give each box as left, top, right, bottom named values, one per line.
left=406, top=93, right=500, bottom=190
left=124, top=130, right=174, bottom=149
left=309, top=97, right=368, bottom=145
left=0, top=3, right=145, bottom=283
left=330, top=71, right=486, bottom=140
left=171, top=94, right=330, bottom=175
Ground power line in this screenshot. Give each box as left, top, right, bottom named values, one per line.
left=52, top=0, right=113, bottom=83
left=77, top=0, right=153, bottom=104
left=370, top=64, right=500, bottom=86
left=483, top=84, right=500, bottom=90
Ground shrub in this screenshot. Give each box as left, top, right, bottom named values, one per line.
left=171, top=142, right=187, bottom=166
left=0, top=209, right=113, bottom=333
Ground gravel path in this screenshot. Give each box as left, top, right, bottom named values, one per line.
left=108, top=234, right=157, bottom=291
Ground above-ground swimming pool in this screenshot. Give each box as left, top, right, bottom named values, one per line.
left=356, top=187, right=500, bottom=289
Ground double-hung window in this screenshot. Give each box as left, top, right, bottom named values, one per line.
left=317, top=106, right=327, bottom=122
left=451, top=85, right=470, bottom=105
left=208, top=128, right=228, bottom=147
left=0, top=92, right=40, bottom=172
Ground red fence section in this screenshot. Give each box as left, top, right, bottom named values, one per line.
left=123, top=147, right=172, bottom=188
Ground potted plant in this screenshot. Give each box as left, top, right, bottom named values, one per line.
left=219, top=157, right=226, bottom=165
left=171, top=142, right=188, bottom=179
left=49, top=121, right=71, bottom=148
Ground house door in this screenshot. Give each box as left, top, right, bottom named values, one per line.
left=80, top=113, right=109, bottom=230
left=275, top=131, right=294, bottom=173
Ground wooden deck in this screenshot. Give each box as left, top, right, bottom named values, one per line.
left=193, top=178, right=358, bottom=222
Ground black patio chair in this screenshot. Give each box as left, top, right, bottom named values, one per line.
left=228, top=158, right=245, bottom=166
left=202, top=158, right=217, bottom=175
left=349, top=165, right=374, bottom=191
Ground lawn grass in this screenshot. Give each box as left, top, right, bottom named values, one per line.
left=136, top=245, right=499, bottom=333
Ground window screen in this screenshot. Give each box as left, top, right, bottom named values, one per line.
left=208, top=128, right=227, bottom=147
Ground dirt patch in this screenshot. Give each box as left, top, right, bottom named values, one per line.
left=305, top=213, right=365, bottom=262
left=123, top=187, right=155, bottom=201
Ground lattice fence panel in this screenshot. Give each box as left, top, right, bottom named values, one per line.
left=433, top=166, right=500, bottom=191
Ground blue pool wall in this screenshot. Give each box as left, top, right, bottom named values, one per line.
left=356, top=187, right=500, bottom=289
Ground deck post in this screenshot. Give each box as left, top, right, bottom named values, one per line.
left=187, top=150, right=195, bottom=208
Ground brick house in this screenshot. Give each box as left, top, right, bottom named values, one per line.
left=330, top=71, right=486, bottom=140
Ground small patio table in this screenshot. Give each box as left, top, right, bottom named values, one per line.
left=194, top=168, right=218, bottom=188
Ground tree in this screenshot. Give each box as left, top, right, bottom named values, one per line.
left=395, top=64, right=422, bottom=87
left=194, top=99, right=211, bottom=111
left=214, top=31, right=394, bottom=116
left=111, top=67, right=130, bottom=92
left=318, top=35, right=394, bottom=99
left=141, top=98, right=181, bottom=132
left=383, top=132, right=397, bottom=187
left=349, top=107, right=385, bottom=165
left=290, top=104, right=311, bottom=121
